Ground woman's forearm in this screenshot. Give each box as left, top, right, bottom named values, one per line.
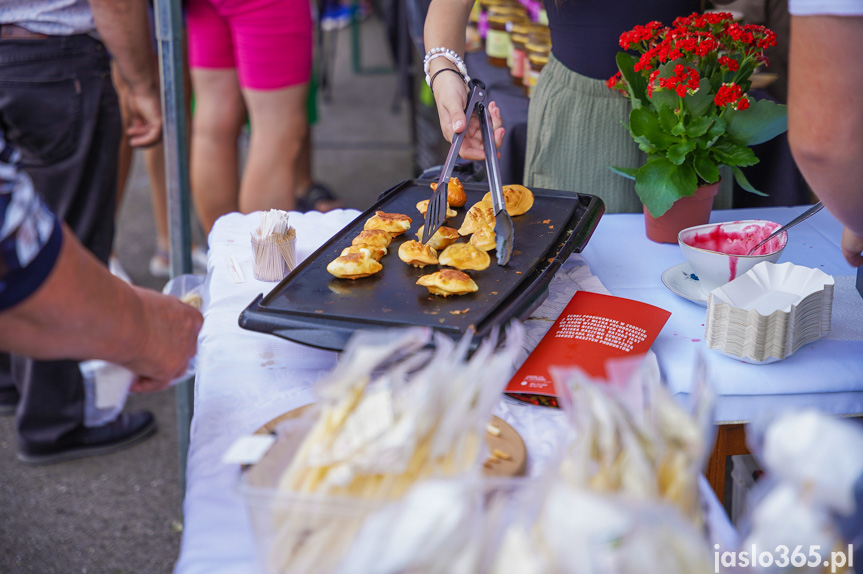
left=424, top=0, right=474, bottom=64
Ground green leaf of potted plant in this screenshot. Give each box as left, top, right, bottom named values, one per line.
left=607, top=12, right=788, bottom=242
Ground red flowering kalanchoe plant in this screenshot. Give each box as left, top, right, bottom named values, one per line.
left=607, top=12, right=787, bottom=217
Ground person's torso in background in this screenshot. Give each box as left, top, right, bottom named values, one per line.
left=543, top=0, right=700, bottom=80
left=0, top=0, right=95, bottom=36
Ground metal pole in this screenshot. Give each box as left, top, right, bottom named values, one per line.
left=153, top=0, right=195, bottom=498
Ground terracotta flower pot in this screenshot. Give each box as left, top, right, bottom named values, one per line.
left=643, top=181, right=720, bottom=244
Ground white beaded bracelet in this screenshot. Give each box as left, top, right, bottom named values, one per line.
left=423, top=47, right=470, bottom=87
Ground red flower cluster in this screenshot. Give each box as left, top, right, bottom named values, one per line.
left=634, top=31, right=720, bottom=72
left=606, top=71, right=627, bottom=94
left=672, top=11, right=730, bottom=29
left=647, top=69, right=660, bottom=97
left=714, top=83, right=750, bottom=110
left=618, top=21, right=664, bottom=50
left=623, top=12, right=777, bottom=74
left=656, top=64, right=700, bottom=97
left=718, top=56, right=739, bottom=71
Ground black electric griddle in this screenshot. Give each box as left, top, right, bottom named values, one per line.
left=239, top=179, right=603, bottom=351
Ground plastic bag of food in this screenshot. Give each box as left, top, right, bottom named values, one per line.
left=738, top=409, right=863, bottom=572
left=242, top=323, right=527, bottom=574
left=488, top=480, right=714, bottom=574
left=549, top=353, right=714, bottom=522
left=80, top=359, right=135, bottom=428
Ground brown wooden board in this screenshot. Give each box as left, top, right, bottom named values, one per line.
left=239, top=179, right=603, bottom=351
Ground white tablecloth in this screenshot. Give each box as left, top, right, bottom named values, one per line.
left=174, top=208, right=632, bottom=574
left=174, top=205, right=862, bottom=573
left=579, top=205, right=863, bottom=423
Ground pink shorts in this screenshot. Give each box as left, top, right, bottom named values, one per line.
left=186, top=0, right=312, bottom=90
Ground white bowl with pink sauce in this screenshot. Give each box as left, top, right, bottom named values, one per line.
left=678, top=220, right=788, bottom=293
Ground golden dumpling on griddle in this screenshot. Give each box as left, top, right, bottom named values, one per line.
left=364, top=210, right=412, bottom=236
left=429, top=176, right=467, bottom=207
left=326, top=252, right=383, bottom=280
left=416, top=199, right=457, bottom=219
left=416, top=269, right=478, bottom=297
left=458, top=203, right=496, bottom=236
left=470, top=225, right=496, bottom=251
left=341, top=244, right=387, bottom=261
left=415, top=225, right=460, bottom=251
left=351, top=229, right=392, bottom=249
left=482, top=184, right=534, bottom=216
left=439, top=242, right=491, bottom=271
left=398, top=240, right=438, bottom=268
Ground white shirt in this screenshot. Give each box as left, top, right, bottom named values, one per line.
left=789, top=0, right=863, bottom=15
left=0, top=0, right=95, bottom=36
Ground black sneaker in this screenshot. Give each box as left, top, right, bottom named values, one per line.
left=0, top=387, right=19, bottom=416
left=17, top=411, right=157, bottom=465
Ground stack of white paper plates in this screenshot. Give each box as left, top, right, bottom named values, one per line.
left=705, top=262, right=834, bottom=363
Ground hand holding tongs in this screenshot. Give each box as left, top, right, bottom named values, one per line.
left=422, top=79, right=514, bottom=266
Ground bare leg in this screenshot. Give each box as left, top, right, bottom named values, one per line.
left=144, top=144, right=169, bottom=251
left=112, top=62, right=134, bottom=218
left=189, top=68, right=247, bottom=236
left=240, top=82, right=309, bottom=214
left=294, top=129, right=313, bottom=199
left=295, top=129, right=343, bottom=212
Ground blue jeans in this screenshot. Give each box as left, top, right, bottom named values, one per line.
left=0, top=33, right=122, bottom=450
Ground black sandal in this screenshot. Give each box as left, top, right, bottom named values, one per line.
left=296, top=183, right=343, bottom=213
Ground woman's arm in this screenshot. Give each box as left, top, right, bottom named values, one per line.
left=424, top=0, right=504, bottom=160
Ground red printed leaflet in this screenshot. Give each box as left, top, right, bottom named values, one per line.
left=505, top=291, right=671, bottom=404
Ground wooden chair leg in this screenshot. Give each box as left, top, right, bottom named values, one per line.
left=706, top=424, right=751, bottom=502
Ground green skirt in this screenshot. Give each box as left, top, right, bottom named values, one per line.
left=524, top=53, right=731, bottom=213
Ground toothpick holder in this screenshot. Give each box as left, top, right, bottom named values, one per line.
left=251, top=227, right=296, bottom=282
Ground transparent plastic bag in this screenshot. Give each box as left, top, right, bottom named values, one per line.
left=80, top=360, right=135, bottom=428
left=162, top=273, right=206, bottom=384
left=548, top=353, right=715, bottom=523
left=738, top=409, right=863, bottom=572
left=240, top=323, right=528, bottom=574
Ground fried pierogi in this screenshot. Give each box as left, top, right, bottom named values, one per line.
left=429, top=176, right=466, bottom=207
left=469, top=225, right=496, bottom=251
left=416, top=269, right=478, bottom=297
left=351, top=229, right=392, bottom=249
left=439, top=242, right=491, bottom=271
left=364, top=211, right=412, bottom=236
left=458, top=203, right=496, bottom=236
left=398, top=240, right=438, bottom=268
left=482, top=184, right=534, bottom=216
left=341, top=244, right=387, bottom=261
left=415, top=225, right=459, bottom=250
left=326, top=252, right=383, bottom=279
left=416, top=199, right=457, bottom=219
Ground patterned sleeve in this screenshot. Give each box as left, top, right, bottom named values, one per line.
left=0, top=134, right=63, bottom=311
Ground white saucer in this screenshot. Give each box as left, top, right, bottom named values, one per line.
left=661, top=263, right=708, bottom=306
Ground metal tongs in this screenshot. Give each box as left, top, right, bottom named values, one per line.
left=421, top=79, right=514, bottom=266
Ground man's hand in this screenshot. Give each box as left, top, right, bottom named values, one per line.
left=841, top=227, right=863, bottom=267
left=89, top=0, right=162, bottom=147
left=125, top=85, right=163, bottom=148
left=123, top=287, right=203, bottom=393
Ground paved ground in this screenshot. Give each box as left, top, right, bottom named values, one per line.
left=0, top=17, right=425, bottom=574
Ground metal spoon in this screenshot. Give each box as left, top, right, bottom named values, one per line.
left=747, top=201, right=824, bottom=255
